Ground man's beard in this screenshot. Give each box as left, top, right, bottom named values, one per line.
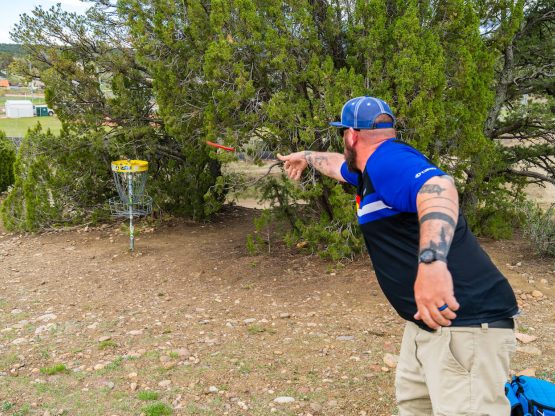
left=344, top=143, right=359, bottom=172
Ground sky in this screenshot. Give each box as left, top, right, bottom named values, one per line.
left=0, top=0, right=90, bottom=44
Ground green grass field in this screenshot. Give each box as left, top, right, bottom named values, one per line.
left=0, top=116, right=62, bottom=137
left=0, top=95, right=46, bottom=107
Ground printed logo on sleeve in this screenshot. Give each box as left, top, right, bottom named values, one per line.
left=415, top=167, right=437, bottom=178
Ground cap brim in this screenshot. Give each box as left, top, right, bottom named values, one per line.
left=329, top=121, right=346, bottom=128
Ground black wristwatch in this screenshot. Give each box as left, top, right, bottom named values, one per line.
left=418, top=248, right=447, bottom=264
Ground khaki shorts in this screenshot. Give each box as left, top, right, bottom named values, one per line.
left=395, top=321, right=516, bottom=416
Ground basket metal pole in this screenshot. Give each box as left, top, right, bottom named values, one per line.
left=128, top=172, right=134, bottom=251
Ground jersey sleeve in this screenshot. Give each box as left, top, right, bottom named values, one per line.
left=370, top=145, right=446, bottom=212
left=340, top=161, right=360, bottom=186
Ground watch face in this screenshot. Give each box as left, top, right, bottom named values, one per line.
left=420, top=249, right=435, bottom=263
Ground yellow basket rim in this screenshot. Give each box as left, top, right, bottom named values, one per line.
left=111, top=160, right=149, bottom=173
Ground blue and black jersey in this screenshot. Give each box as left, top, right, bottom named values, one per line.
left=341, top=139, right=518, bottom=327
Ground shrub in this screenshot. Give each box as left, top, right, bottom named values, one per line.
left=520, top=201, right=555, bottom=258
left=0, top=131, right=15, bottom=192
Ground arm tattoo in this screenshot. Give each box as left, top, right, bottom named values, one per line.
left=418, top=205, right=457, bottom=216
left=304, top=151, right=328, bottom=169
left=424, top=226, right=453, bottom=257
left=419, top=212, right=457, bottom=229
left=419, top=184, right=446, bottom=196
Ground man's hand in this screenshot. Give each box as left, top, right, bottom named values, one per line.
left=277, top=151, right=346, bottom=182
left=277, top=152, right=308, bottom=181
left=413, top=261, right=460, bottom=329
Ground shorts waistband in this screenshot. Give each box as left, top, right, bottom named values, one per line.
left=417, top=318, right=514, bottom=332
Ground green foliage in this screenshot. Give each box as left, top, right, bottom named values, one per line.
left=40, top=363, right=68, bottom=375
left=0, top=131, right=15, bottom=192
left=1, top=402, right=15, bottom=411
left=137, top=391, right=160, bottom=401
left=4, top=0, right=551, bottom=254
left=98, top=339, right=118, bottom=350
left=1, top=125, right=111, bottom=231
left=5, top=2, right=227, bottom=229
left=142, top=402, right=172, bottom=416
left=520, top=202, right=555, bottom=258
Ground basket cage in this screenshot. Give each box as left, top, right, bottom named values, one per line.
left=112, top=170, right=148, bottom=204
left=109, top=160, right=152, bottom=218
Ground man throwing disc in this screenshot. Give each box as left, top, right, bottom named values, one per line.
left=277, top=96, right=519, bottom=415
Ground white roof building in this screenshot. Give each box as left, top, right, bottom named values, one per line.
left=5, top=100, right=34, bottom=118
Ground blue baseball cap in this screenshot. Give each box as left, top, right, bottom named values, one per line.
left=329, top=96, right=395, bottom=129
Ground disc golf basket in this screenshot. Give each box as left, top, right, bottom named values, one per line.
left=108, top=159, right=153, bottom=251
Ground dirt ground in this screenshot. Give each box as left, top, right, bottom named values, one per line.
left=0, top=206, right=554, bottom=416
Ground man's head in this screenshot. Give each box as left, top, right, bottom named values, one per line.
left=330, top=96, right=396, bottom=171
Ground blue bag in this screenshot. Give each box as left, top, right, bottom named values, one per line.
left=505, top=375, right=555, bottom=416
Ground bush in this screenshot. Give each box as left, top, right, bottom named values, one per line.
left=1, top=125, right=111, bottom=231
left=520, top=201, right=555, bottom=258
left=0, top=131, right=15, bottom=192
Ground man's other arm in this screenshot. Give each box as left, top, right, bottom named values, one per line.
left=413, top=175, right=460, bottom=329
left=277, top=151, right=346, bottom=182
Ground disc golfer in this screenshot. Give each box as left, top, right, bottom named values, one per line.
left=277, top=96, right=519, bottom=415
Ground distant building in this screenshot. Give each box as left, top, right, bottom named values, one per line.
left=5, top=100, right=34, bottom=118
left=0, top=79, right=9, bottom=88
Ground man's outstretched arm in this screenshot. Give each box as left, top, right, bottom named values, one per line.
left=413, top=175, right=461, bottom=329
left=277, top=151, right=346, bottom=182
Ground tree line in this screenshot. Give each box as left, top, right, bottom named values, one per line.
left=1, top=0, right=553, bottom=259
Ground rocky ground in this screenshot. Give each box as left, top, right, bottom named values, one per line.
left=0, top=206, right=554, bottom=416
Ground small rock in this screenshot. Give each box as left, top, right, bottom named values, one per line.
left=35, top=323, right=56, bottom=335
left=128, top=330, right=143, bottom=336
left=105, top=381, right=115, bottom=390
left=93, top=364, right=105, bottom=371
left=326, top=400, right=338, bottom=407
left=243, top=318, right=256, bottom=324
left=515, top=333, right=537, bottom=344
left=130, top=382, right=138, bottom=391
left=336, top=335, right=354, bottom=341
left=175, top=348, right=190, bottom=358
left=208, top=386, right=219, bottom=394
left=11, top=308, right=23, bottom=314
left=517, top=346, right=542, bottom=356
left=279, top=313, right=291, bottom=319
left=12, top=337, right=27, bottom=345
left=310, top=403, right=323, bottom=412
left=98, top=336, right=111, bottom=342
left=37, top=313, right=57, bottom=322
left=158, top=379, right=171, bottom=388
left=128, top=372, right=138, bottom=379
left=531, top=290, right=543, bottom=298
left=274, top=396, right=295, bottom=404
left=540, top=279, right=548, bottom=285
left=516, top=368, right=536, bottom=377
left=383, top=353, right=400, bottom=368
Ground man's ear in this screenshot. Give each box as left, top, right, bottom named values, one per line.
left=349, top=128, right=359, bottom=146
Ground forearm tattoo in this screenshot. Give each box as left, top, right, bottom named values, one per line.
left=418, top=177, right=458, bottom=258
left=304, top=151, right=328, bottom=169
left=424, top=226, right=453, bottom=257
left=419, top=212, right=457, bottom=229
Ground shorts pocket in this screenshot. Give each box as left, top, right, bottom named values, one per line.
left=434, top=330, right=473, bottom=414
left=445, top=330, right=473, bottom=375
